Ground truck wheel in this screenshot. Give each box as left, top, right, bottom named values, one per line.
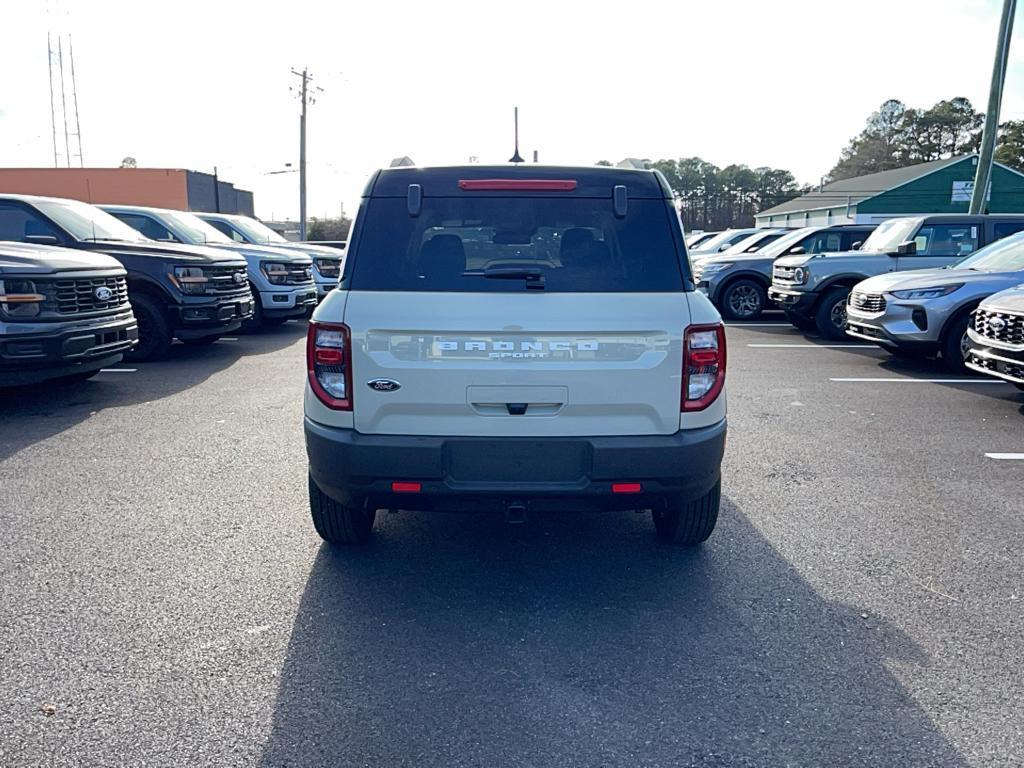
left=308, top=474, right=376, bottom=545
left=720, top=279, right=767, bottom=321
left=241, top=287, right=263, bottom=333
left=652, top=481, right=720, bottom=546
left=126, top=294, right=173, bottom=362
left=940, top=313, right=971, bottom=373
left=784, top=309, right=817, bottom=332
left=814, top=287, right=851, bottom=340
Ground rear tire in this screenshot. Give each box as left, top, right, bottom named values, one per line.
left=652, top=481, right=720, bottom=546
left=308, top=474, right=376, bottom=545
left=719, top=279, right=767, bottom=321
left=940, top=312, right=972, bottom=373
left=814, top=287, right=851, bottom=340
left=126, top=294, right=173, bottom=362
left=784, top=309, right=817, bottom=332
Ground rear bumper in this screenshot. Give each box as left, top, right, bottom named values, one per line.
left=0, top=311, right=138, bottom=386
left=305, top=418, right=727, bottom=512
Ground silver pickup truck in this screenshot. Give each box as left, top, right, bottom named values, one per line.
left=769, top=215, right=1024, bottom=339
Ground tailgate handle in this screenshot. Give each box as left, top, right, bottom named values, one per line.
left=506, top=403, right=528, bottom=415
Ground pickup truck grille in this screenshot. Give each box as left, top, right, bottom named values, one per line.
left=849, top=291, right=886, bottom=313
left=205, top=265, right=250, bottom=294
left=283, top=264, right=314, bottom=285
left=973, top=308, right=1024, bottom=346
left=51, top=275, right=129, bottom=315
left=772, top=266, right=799, bottom=286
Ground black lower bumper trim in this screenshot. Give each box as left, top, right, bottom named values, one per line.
left=305, top=419, right=727, bottom=511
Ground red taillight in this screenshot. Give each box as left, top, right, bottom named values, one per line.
left=391, top=482, right=422, bottom=493
left=612, top=482, right=643, bottom=494
left=457, top=179, right=577, bottom=191
left=682, top=324, right=726, bottom=412
left=307, top=321, right=352, bottom=410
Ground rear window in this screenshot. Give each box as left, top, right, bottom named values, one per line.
left=346, top=197, right=684, bottom=292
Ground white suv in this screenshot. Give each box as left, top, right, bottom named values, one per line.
left=303, top=165, right=727, bottom=546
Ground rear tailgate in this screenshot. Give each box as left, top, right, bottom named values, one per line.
left=345, top=292, right=687, bottom=437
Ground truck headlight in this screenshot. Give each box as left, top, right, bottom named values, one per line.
left=890, top=284, right=963, bottom=300
left=0, top=279, right=45, bottom=318
left=171, top=266, right=208, bottom=295
left=793, top=267, right=809, bottom=284
left=261, top=261, right=290, bottom=285
left=314, top=258, right=341, bottom=278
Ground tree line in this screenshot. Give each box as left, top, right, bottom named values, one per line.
left=602, top=97, right=1024, bottom=231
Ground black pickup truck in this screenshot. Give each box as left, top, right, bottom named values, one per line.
left=0, top=194, right=252, bottom=360
left=0, top=242, right=138, bottom=386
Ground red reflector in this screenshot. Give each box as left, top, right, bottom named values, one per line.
left=315, top=348, right=343, bottom=364
left=612, top=482, right=643, bottom=494
left=458, top=179, right=577, bottom=191
left=391, top=482, right=422, bottom=493
left=689, top=350, right=719, bottom=365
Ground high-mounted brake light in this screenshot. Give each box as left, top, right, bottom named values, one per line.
left=457, top=179, right=577, bottom=191
left=682, top=324, right=726, bottom=412
left=307, top=321, right=352, bottom=410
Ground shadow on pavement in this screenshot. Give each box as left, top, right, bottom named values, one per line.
left=259, top=501, right=966, bottom=768
left=0, top=321, right=307, bottom=463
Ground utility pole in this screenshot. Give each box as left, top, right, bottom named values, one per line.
left=971, top=0, right=1016, bottom=214
left=291, top=68, right=322, bottom=240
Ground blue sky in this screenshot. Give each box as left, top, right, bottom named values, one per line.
left=2, top=0, right=1022, bottom=220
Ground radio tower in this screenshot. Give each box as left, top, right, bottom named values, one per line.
left=46, top=31, right=84, bottom=167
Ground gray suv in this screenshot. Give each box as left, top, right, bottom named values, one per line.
left=770, top=215, right=1024, bottom=339
left=965, top=285, right=1024, bottom=389
left=695, top=225, right=874, bottom=320
left=847, top=231, right=1024, bottom=371
left=1, top=242, right=137, bottom=386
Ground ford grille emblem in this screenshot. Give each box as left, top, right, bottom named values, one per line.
left=989, top=317, right=1007, bottom=332
left=367, top=378, right=401, bottom=392
left=94, top=286, right=114, bottom=301
left=233, top=272, right=245, bottom=284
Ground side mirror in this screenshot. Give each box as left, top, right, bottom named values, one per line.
left=896, top=240, right=917, bottom=256
left=745, top=245, right=760, bottom=253
left=23, top=234, right=59, bottom=245
left=851, top=241, right=863, bottom=250
left=788, top=246, right=806, bottom=255
left=718, top=244, right=730, bottom=252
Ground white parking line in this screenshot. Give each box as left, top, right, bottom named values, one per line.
left=749, top=343, right=876, bottom=349
left=830, top=377, right=1005, bottom=384
left=985, top=453, right=1024, bottom=460
left=98, top=368, right=137, bottom=373
left=218, top=337, right=240, bottom=342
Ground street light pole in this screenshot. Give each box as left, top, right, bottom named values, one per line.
left=971, top=0, right=1017, bottom=215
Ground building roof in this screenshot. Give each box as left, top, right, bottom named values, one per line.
left=756, top=156, right=972, bottom=218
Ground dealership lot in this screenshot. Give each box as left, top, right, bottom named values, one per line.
left=1, top=319, right=1022, bottom=767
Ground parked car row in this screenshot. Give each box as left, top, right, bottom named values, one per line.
left=0, top=194, right=342, bottom=387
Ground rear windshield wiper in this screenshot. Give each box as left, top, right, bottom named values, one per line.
left=481, top=266, right=546, bottom=290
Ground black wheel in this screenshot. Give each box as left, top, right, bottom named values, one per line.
left=181, top=335, right=221, bottom=346
left=719, top=279, right=767, bottom=321
left=784, top=309, right=817, bottom=332
left=814, top=287, right=852, bottom=340
left=126, top=294, right=173, bottom=362
left=940, top=312, right=972, bottom=374
left=241, top=287, right=263, bottom=333
left=308, top=474, right=376, bottom=545
left=652, top=480, right=720, bottom=546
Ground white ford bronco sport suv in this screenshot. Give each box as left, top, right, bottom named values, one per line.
left=304, top=165, right=727, bottom=546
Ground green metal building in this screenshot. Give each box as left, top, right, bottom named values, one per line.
left=755, top=154, right=1024, bottom=228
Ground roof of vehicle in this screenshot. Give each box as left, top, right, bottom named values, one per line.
left=99, top=204, right=183, bottom=215
left=365, top=164, right=673, bottom=199
left=0, top=192, right=99, bottom=205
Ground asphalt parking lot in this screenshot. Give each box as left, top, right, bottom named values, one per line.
left=1, top=317, right=1022, bottom=768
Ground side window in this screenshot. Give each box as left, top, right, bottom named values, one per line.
left=116, top=213, right=177, bottom=242
left=0, top=204, right=62, bottom=242
left=914, top=224, right=978, bottom=256
left=993, top=222, right=1024, bottom=242
left=208, top=220, right=246, bottom=242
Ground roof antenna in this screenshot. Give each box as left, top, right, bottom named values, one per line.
left=509, top=106, right=524, bottom=164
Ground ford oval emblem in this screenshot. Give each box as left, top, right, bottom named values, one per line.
left=94, top=286, right=114, bottom=301
left=233, top=272, right=245, bottom=284
left=367, top=378, right=401, bottom=392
